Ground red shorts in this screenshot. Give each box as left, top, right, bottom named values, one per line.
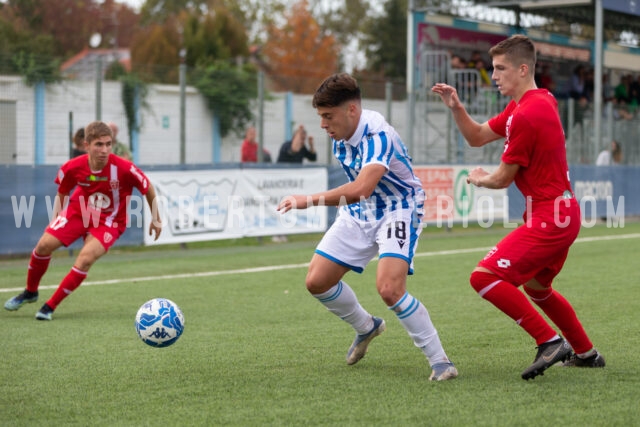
left=478, top=198, right=580, bottom=287
left=45, top=203, right=123, bottom=251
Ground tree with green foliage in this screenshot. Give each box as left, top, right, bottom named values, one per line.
left=130, top=19, right=182, bottom=83
left=362, top=0, right=407, bottom=80
left=0, top=10, right=61, bottom=84
left=192, top=61, right=257, bottom=137
left=181, top=5, right=249, bottom=67
left=120, top=73, right=149, bottom=145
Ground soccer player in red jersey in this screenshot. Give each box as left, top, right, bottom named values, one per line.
left=4, top=121, right=162, bottom=320
left=432, top=35, right=605, bottom=380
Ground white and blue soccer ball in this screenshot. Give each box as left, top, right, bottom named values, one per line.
left=135, top=298, right=185, bottom=348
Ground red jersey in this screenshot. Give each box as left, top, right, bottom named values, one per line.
left=55, top=153, right=150, bottom=232
left=488, top=89, right=573, bottom=203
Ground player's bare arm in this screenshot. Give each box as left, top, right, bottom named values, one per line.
left=431, top=83, right=501, bottom=147
left=145, top=183, right=162, bottom=241
left=51, top=191, right=70, bottom=221
left=277, top=164, right=387, bottom=213
left=467, top=162, right=519, bottom=189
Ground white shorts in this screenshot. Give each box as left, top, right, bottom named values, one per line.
left=315, top=208, right=422, bottom=275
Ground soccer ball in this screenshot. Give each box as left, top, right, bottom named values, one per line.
left=135, top=298, right=185, bottom=348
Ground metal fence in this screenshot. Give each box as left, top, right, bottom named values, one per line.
left=0, top=50, right=638, bottom=167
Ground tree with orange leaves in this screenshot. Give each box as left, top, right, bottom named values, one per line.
left=261, top=0, right=338, bottom=94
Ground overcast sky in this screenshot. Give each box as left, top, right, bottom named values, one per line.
left=115, top=0, right=144, bottom=10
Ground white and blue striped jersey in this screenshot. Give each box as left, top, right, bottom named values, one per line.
left=333, top=109, right=425, bottom=221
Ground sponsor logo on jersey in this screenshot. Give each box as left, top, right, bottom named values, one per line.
left=87, top=175, right=108, bottom=182
left=88, top=192, right=111, bottom=210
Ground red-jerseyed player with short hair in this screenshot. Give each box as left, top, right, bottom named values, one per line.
left=4, top=121, right=162, bottom=320
left=432, top=35, right=604, bottom=380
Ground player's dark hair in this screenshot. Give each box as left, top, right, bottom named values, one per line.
left=73, top=128, right=85, bottom=148
left=489, top=34, right=536, bottom=75
left=84, top=121, right=113, bottom=144
left=312, top=73, right=361, bottom=108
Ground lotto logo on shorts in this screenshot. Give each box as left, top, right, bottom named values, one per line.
left=497, top=258, right=511, bottom=269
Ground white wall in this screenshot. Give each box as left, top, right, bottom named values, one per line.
left=2, top=77, right=413, bottom=166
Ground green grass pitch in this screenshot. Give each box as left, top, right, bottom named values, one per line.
left=1, top=221, right=638, bottom=426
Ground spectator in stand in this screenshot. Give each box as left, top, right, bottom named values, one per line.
left=277, top=125, right=317, bottom=164
left=241, top=126, right=271, bottom=163
left=583, top=68, right=594, bottom=101
left=610, top=98, right=635, bottom=121
left=596, top=140, right=622, bottom=166
left=466, top=51, right=483, bottom=68
left=602, top=74, right=615, bottom=103
left=451, top=54, right=467, bottom=70
left=614, top=75, right=631, bottom=103
left=71, top=128, right=87, bottom=158
left=569, top=65, right=587, bottom=100
left=629, top=74, right=640, bottom=110
left=106, top=122, right=132, bottom=161
left=476, top=59, right=492, bottom=87
left=536, top=64, right=556, bottom=93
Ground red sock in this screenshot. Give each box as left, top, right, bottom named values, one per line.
left=470, top=271, right=557, bottom=345
left=26, top=251, right=52, bottom=293
left=524, top=287, right=593, bottom=354
left=46, top=267, right=88, bottom=309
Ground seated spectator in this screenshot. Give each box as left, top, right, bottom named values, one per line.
left=596, top=140, right=622, bottom=166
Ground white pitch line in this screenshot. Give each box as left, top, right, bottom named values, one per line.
left=1, top=232, right=639, bottom=294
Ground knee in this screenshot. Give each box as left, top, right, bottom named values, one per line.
left=376, top=281, right=404, bottom=306
left=523, top=285, right=552, bottom=301
left=470, top=270, right=501, bottom=295
left=74, top=253, right=100, bottom=272
left=304, top=270, right=331, bottom=295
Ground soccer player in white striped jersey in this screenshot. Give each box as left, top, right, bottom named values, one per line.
left=277, top=73, right=457, bottom=381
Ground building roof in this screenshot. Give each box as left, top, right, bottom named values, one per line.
left=61, top=48, right=131, bottom=80
left=413, top=1, right=640, bottom=44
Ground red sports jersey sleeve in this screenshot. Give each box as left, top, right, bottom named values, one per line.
left=488, top=89, right=573, bottom=202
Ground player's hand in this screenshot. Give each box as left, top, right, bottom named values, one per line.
left=149, top=217, right=162, bottom=241
left=277, top=195, right=311, bottom=213
left=431, top=83, right=462, bottom=109
left=467, top=167, right=489, bottom=187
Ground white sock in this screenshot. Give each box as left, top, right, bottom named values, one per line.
left=314, top=281, right=373, bottom=334
left=578, top=349, right=596, bottom=359
left=390, top=292, right=450, bottom=366
left=544, top=335, right=561, bottom=344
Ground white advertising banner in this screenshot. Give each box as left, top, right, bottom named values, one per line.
left=414, top=165, right=508, bottom=226
left=143, top=168, right=328, bottom=245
